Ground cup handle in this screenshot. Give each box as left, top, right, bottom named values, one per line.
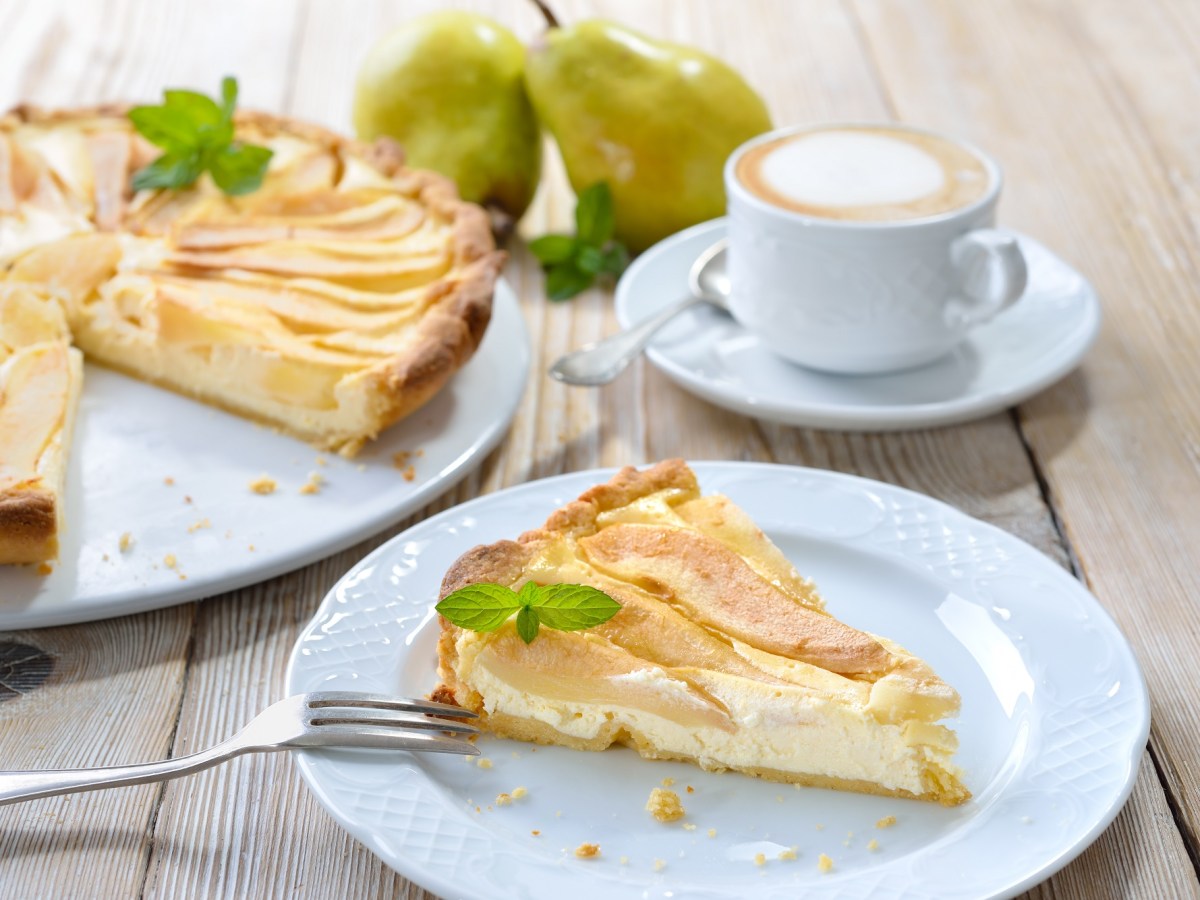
left=946, top=229, right=1028, bottom=328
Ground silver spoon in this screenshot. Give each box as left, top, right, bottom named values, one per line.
left=549, top=239, right=730, bottom=386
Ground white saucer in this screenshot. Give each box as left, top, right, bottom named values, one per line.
left=614, top=219, right=1100, bottom=430
left=287, top=462, right=1147, bottom=900
left=0, top=280, right=528, bottom=630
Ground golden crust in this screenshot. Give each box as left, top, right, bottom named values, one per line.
left=0, top=485, right=57, bottom=564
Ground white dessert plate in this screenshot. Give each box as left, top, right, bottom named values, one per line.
left=0, top=280, right=528, bottom=630
left=286, top=462, right=1147, bottom=900
left=614, top=219, right=1101, bottom=430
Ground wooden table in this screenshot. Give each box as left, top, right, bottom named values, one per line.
left=1, top=0, right=1197, bottom=896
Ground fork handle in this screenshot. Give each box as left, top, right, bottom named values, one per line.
left=0, top=739, right=257, bottom=806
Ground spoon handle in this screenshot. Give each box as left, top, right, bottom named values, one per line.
left=549, top=294, right=710, bottom=386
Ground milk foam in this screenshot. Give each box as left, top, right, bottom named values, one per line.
left=759, top=131, right=945, bottom=208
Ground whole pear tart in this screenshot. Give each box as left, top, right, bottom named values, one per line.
left=434, top=460, right=970, bottom=805
left=0, top=105, right=503, bottom=563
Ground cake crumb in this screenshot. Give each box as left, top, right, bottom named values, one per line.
left=495, top=793, right=512, bottom=806
left=476, top=757, right=492, bottom=770
left=299, top=472, right=325, bottom=495
left=779, top=847, right=798, bottom=861
left=102, top=553, right=110, bottom=562
left=36, top=562, right=53, bottom=576
left=163, top=476, right=174, bottom=486
left=555, top=810, right=562, bottom=818
left=187, top=518, right=211, bottom=533
left=356, top=463, right=366, bottom=472
left=164, top=553, right=178, bottom=569
left=753, top=853, right=766, bottom=867
left=531, top=830, right=540, bottom=836
left=619, top=855, right=629, bottom=865
left=818, top=853, right=834, bottom=874
left=248, top=476, right=277, bottom=495
left=474, top=806, right=481, bottom=813
left=511, top=786, right=528, bottom=799
left=682, top=823, right=696, bottom=832
left=876, top=815, right=897, bottom=829
left=686, top=785, right=694, bottom=793
left=645, top=788, right=685, bottom=823
left=814, top=823, right=825, bottom=831
left=315, top=456, right=328, bottom=467
left=867, top=839, right=880, bottom=851
left=661, top=777, right=675, bottom=787
left=183, top=495, right=193, bottom=504
left=401, top=465, right=416, bottom=482
left=775, top=795, right=784, bottom=803
left=653, top=859, right=666, bottom=872
left=574, top=843, right=600, bottom=859
left=119, top=532, right=134, bottom=552
left=707, top=828, right=717, bottom=838
left=247, top=544, right=256, bottom=552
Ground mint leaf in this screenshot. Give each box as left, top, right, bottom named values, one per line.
left=128, top=106, right=198, bottom=152
left=515, top=606, right=540, bottom=644
left=528, top=234, right=577, bottom=265
left=438, top=581, right=620, bottom=643
left=599, top=243, right=630, bottom=275
left=575, top=244, right=606, bottom=276
left=208, top=143, right=272, bottom=196
left=532, top=584, right=621, bottom=631
left=545, top=262, right=594, bottom=301
left=219, top=76, right=238, bottom=123
left=130, top=152, right=203, bottom=192
left=436, top=584, right=520, bottom=632
left=530, top=181, right=628, bottom=302
left=163, top=89, right=223, bottom=129
left=129, top=77, right=272, bottom=197
left=575, top=182, right=614, bottom=246
left=517, top=581, right=541, bottom=607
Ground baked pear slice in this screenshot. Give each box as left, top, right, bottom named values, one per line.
left=433, top=459, right=970, bottom=805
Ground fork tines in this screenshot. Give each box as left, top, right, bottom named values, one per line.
left=305, top=691, right=478, bottom=719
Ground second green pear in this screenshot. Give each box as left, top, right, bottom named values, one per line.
left=525, top=20, right=772, bottom=252
left=354, top=11, right=542, bottom=219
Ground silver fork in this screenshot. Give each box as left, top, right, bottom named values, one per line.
left=0, top=691, right=479, bottom=807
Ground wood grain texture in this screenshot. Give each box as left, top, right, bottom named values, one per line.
left=0, top=0, right=1193, bottom=897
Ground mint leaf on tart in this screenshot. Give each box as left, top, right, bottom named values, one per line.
left=436, top=581, right=621, bottom=644
left=531, top=584, right=622, bottom=631
left=129, top=76, right=273, bottom=196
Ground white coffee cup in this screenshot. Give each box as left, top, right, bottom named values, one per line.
left=724, top=123, right=1027, bottom=374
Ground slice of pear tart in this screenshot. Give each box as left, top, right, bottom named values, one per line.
left=0, top=285, right=82, bottom=563
left=434, top=460, right=970, bottom=805
left=0, top=105, right=502, bottom=563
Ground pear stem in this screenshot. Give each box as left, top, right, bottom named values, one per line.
left=528, top=0, right=560, bottom=29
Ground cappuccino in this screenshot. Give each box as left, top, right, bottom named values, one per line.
left=734, top=126, right=990, bottom=222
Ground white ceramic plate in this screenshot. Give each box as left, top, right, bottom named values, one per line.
left=614, top=220, right=1101, bottom=430
left=286, top=462, right=1147, bottom=900
left=0, top=280, right=528, bottom=630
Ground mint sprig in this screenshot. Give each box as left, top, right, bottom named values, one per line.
left=129, top=77, right=273, bottom=197
left=436, top=581, right=621, bottom=644
left=529, top=182, right=630, bottom=301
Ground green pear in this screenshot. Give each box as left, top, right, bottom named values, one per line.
left=524, top=16, right=772, bottom=252
left=353, top=11, right=542, bottom=220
